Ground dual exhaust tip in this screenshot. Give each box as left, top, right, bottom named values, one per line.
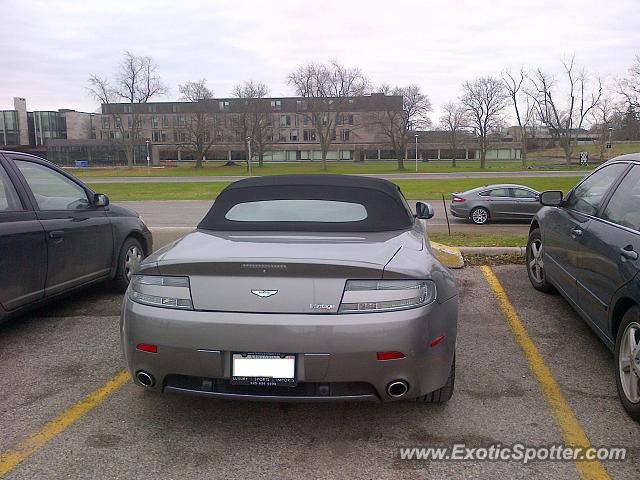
left=386, top=379, right=409, bottom=398
left=136, top=370, right=155, bottom=387
left=136, top=370, right=408, bottom=397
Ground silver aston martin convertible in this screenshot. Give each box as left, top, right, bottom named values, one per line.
left=120, top=175, right=458, bottom=403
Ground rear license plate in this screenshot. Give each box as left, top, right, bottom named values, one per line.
left=231, top=353, right=296, bottom=387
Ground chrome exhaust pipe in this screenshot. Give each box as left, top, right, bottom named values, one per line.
left=387, top=380, right=409, bottom=398
left=136, top=370, right=155, bottom=387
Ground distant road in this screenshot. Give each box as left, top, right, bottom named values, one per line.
left=86, top=170, right=585, bottom=184
left=121, top=200, right=531, bottom=235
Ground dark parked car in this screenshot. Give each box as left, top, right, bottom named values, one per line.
left=527, top=154, right=640, bottom=421
left=0, top=151, right=152, bottom=322
left=450, top=184, right=541, bottom=224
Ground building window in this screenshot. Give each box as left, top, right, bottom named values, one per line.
left=172, top=105, right=178, bottom=113
left=303, top=129, right=316, bottom=141
left=296, top=100, right=306, bottom=111
left=340, top=129, right=350, bottom=141
left=219, top=101, right=230, bottom=112
left=162, top=115, right=170, bottom=127
left=152, top=130, right=167, bottom=142
left=337, top=114, right=354, bottom=125
left=271, top=100, right=282, bottom=111
left=101, top=117, right=110, bottom=129
left=175, top=115, right=186, bottom=127
left=290, top=129, right=298, bottom=141
left=152, top=116, right=159, bottom=128
left=124, top=105, right=132, bottom=113
left=114, top=116, right=122, bottom=128
left=280, top=115, right=291, bottom=127
left=148, top=105, right=157, bottom=113
left=173, top=130, right=188, bottom=142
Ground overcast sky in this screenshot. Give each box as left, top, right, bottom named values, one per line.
left=1, top=0, right=638, bottom=122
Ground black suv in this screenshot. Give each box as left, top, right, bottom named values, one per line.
left=527, top=154, right=640, bottom=421
left=0, top=151, right=152, bottom=322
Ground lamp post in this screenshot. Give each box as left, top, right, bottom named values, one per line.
left=145, top=139, right=151, bottom=174
left=88, top=113, right=95, bottom=163
left=246, top=136, right=252, bottom=176
left=414, top=134, right=419, bottom=172
left=608, top=126, right=613, bottom=160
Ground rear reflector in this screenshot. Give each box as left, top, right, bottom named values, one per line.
left=430, top=335, right=446, bottom=347
left=452, top=196, right=466, bottom=203
left=377, top=351, right=405, bottom=361
left=136, top=343, right=158, bottom=353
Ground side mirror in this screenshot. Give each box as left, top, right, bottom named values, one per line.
left=539, top=190, right=563, bottom=207
left=416, top=201, right=435, bottom=219
left=94, top=193, right=110, bottom=207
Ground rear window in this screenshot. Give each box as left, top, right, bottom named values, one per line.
left=225, top=200, right=367, bottom=223
left=198, top=184, right=414, bottom=232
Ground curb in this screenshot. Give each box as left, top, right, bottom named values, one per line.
left=429, top=242, right=465, bottom=269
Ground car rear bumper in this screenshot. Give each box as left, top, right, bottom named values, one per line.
left=449, top=204, right=470, bottom=218
left=120, top=296, right=458, bottom=402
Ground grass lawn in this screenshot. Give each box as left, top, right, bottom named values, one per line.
left=89, top=176, right=583, bottom=201
left=70, top=158, right=591, bottom=178
left=429, top=232, right=528, bottom=247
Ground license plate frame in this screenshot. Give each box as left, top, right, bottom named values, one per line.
left=231, top=352, right=297, bottom=387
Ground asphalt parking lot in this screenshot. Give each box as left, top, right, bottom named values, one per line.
left=1, top=265, right=639, bottom=479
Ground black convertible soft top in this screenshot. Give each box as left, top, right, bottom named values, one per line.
left=197, top=174, right=415, bottom=232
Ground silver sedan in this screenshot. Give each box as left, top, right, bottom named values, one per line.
left=121, top=175, right=458, bottom=403
left=449, top=184, right=542, bottom=224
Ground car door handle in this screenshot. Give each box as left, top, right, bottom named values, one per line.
left=48, top=230, right=65, bottom=240
left=571, top=227, right=583, bottom=239
left=620, top=245, right=639, bottom=261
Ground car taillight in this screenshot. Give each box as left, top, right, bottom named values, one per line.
left=338, top=280, right=436, bottom=313
left=129, top=275, right=193, bottom=310
left=452, top=196, right=466, bottom=203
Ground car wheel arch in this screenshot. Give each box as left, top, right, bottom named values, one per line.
left=529, top=219, right=540, bottom=235
left=126, top=231, right=151, bottom=257
left=611, top=297, right=638, bottom=341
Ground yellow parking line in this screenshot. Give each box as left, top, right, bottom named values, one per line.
left=0, top=370, right=130, bottom=477
left=481, top=266, right=610, bottom=480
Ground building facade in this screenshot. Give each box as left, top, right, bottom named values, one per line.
left=94, top=94, right=405, bottom=164
left=3, top=95, right=523, bottom=165
left=0, top=97, right=95, bottom=149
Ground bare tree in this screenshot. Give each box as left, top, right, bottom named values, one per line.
left=461, top=76, right=508, bottom=168
left=590, top=96, right=617, bottom=162
left=87, top=51, right=167, bottom=168
left=617, top=55, right=640, bottom=110
left=178, top=79, right=215, bottom=169
left=439, top=102, right=468, bottom=167
left=288, top=60, right=370, bottom=170
left=375, top=85, right=432, bottom=170
left=233, top=80, right=272, bottom=168
left=503, top=68, right=536, bottom=166
left=529, top=57, right=602, bottom=164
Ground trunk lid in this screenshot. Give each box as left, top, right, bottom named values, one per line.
left=152, top=229, right=421, bottom=314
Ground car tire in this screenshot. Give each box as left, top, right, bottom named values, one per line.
left=614, top=307, right=640, bottom=422
left=416, top=355, right=455, bottom=403
left=526, top=228, right=553, bottom=293
left=470, top=207, right=489, bottom=225
left=112, top=237, right=145, bottom=292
